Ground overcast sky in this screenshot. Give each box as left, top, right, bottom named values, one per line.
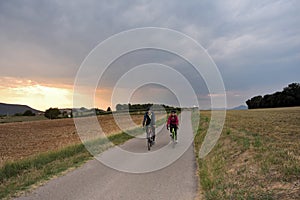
left=0, top=0, right=299, bottom=110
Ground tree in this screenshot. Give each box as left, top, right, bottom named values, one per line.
left=115, top=104, right=129, bottom=111
left=95, top=108, right=105, bottom=115
left=107, top=107, right=112, bottom=112
left=246, top=95, right=263, bottom=109
left=44, top=108, right=60, bottom=119
left=246, top=82, right=300, bottom=109
left=116, top=104, right=123, bottom=111
left=23, top=110, right=35, bottom=116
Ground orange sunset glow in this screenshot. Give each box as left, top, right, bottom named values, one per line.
left=0, top=77, right=111, bottom=111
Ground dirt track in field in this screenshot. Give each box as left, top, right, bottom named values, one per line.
left=0, top=114, right=145, bottom=165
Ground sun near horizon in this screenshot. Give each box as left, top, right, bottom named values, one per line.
left=0, top=77, right=111, bottom=111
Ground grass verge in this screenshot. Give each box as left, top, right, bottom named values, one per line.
left=194, top=107, right=300, bottom=200
left=0, top=134, right=132, bottom=199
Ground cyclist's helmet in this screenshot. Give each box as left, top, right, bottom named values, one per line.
left=171, top=110, right=176, bottom=113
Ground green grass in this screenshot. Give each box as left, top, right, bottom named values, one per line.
left=0, top=131, right=137, bottom=199
left=0, top=144, right=90, bottom=199
left=0, top=115, right=47, bottom=123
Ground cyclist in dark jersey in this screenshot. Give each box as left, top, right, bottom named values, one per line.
left=142, top=108, right=156, bottom=142
left=167, top=110, right=179, bottom=142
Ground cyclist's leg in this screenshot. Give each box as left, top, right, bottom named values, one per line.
left=151, top=126, right=155, bottom=141
left=146, top=125, right=150, bottom=139
left=175, top=126, right=178, bottom=141
left=171, top=125, right=175, bottom=139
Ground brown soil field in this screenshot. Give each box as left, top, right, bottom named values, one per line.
left=0, top=114, right=148, bottom=166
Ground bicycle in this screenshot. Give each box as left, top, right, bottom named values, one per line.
left=146, top=126, right=154, bottom=151
left=170, top=126, right=178, bottom=148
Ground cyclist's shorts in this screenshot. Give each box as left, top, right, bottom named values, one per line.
left=169, top=125, right=177, bottom=132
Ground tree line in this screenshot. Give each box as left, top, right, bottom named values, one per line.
left=246, top=83, right=300, bottom=109
left=44, top=103, right=181, bottom=119
left=115, top=103, right=181, bottom=113
left=14, top=110, right=36, bottom=116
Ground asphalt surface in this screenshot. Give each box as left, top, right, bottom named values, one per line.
left=15, top=111, right=198, bottom=200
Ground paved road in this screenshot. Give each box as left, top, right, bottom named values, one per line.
left=16, top=111, right=198, bottom=200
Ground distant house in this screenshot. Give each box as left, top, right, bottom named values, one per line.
left=72, top=107, right=95, bottom=118
left=36, top=111, right=45, bottom=116
left=59, top=108, right=73, bottom=118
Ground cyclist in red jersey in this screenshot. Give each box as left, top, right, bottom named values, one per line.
left=167, top=110, right=179, bottom=142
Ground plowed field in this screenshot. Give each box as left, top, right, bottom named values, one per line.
left=0, top=114, right=146, bottom=165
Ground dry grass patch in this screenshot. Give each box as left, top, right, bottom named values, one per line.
left=194, top=107, right=300, bottom=200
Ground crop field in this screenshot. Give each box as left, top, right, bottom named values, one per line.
left=0, top=115, right=48, bottom=124
left=0, top=114, right=148, bottom=166
left=194, top=107, right=300, bottom=199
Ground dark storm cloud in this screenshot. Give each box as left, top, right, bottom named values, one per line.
left=0, top=0, right=299, bottom=108
left=0, top=0, right=131, bottom=81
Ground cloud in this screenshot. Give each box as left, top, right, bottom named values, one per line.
left=0, top=77, right=73, bottom=110
left=0, top=0, right=299, bottom=109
